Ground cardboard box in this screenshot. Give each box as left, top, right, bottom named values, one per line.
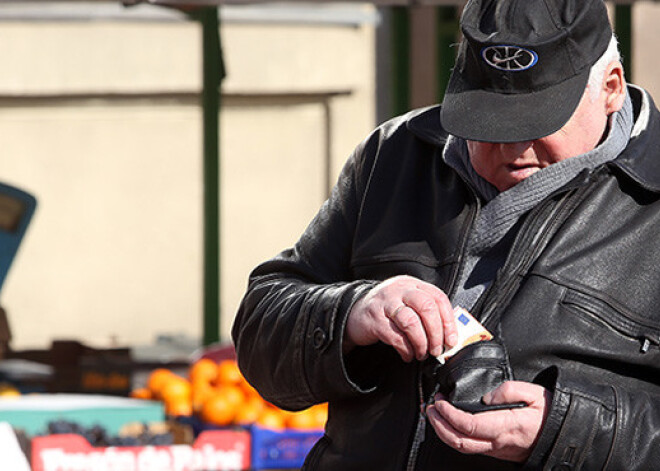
left=4, top=340, right=132, bottom=395
left=4, top=340, right=191, bottom=395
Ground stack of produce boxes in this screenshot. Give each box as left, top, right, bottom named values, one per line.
left=131, top=357, right=327, bottom=469
left=10, top=354, right=326, bottom=470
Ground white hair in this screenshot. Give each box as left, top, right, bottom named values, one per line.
left=587, top=35, right=623, bottom=101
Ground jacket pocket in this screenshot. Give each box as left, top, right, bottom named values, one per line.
left=351, top=241, right=448, bottom=284
left=561, top=289, right=660, bottom=354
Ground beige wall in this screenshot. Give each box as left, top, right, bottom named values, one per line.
left=0, top=5, right=377, bottom=349
left=1, top=1, right=660, bottom=351
left=0, top=103, right=204, bottom=348
left=219, top=20, right=376, bottom=336
left=632, top=3, right=660, bottom=98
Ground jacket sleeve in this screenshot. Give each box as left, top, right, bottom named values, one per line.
left=524, top=367, right=660, bottom=470
left=231, top=131, right=382, bottom=411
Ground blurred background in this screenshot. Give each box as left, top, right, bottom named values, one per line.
left=0, top=0, right=658, bottom=354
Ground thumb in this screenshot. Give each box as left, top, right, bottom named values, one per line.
left=482, top=381, right=547, bottom=408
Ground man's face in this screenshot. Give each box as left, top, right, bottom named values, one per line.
left=467, top=88, right=611, bottom=192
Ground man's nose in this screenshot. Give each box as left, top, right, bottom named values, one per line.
left=499, top=140, right=534, bottom=158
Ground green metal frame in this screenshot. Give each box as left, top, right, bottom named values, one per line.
left=436, top=6, right=458, bottom=103
left=615, top=4, right=633, bottom=80
left=391, top=7, right=410, bottom=116
left=391, top=6, right=458, bottom=117
left=190, top=7, right=224, bottom=346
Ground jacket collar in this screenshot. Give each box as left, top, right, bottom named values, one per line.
left=609, top=85, right=660, bottom=193
left=406, top=105, right=449, bottom=148
left=407, top=84, right=660, bottom=194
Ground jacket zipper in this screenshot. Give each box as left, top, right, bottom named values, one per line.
left=478, top=195, right=569, bottom=330
left=404, top=175, right=481, bottom=471
left=405, top=169, right=595, bottom=470
left=478, top=174, right=595, bottom=331
left=446, top=183, right=483, bottom=300
left=641, top=335, right=660, bottom=353
left=561, top=289, right=660, bottom=353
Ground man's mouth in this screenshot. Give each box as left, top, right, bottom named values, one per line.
left=506, top=163, right=539, bottom=180
left=506, top=161, right=537, bottom=171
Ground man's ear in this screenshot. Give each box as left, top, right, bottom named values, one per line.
left=604, top=61, right=626, bottom=114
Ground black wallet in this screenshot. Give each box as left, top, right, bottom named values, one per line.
left=432, top=339, right=526, bottom=413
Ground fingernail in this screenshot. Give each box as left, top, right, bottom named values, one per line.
left=482, top=392, right=492, bottom=404
left=448, top=333, right=458, bottom=346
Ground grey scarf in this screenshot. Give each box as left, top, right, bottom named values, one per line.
left=443, top=93, right=634, bottom=310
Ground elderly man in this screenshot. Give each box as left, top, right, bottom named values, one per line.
left=233, top=0, right=660, bottom=469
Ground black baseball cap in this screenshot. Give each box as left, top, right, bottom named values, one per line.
left=440, top=0, right=613, bottom=143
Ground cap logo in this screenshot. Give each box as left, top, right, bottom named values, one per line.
left=481, top=45, right=538, bottom=71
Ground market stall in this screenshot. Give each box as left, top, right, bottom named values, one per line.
left=0, top=0, right=648, bottom=469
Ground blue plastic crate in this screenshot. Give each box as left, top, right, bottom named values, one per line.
left=251, top=425, right=323, bottom=470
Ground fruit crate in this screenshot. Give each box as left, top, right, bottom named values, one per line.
left=250, top=425, right=323, bottom=470
left=4, top=340, right=133, bottom=395
left=184, top=417, right=323, bottom=470
left=0, top=394, right=165, bottom=436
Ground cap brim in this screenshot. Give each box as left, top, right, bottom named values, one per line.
left=440, top=69, right=589, bottom=143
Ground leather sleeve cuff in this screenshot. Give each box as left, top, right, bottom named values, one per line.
left=524, top=369, right=616, bottom=470
left=303, top=280, right=379, bottom=401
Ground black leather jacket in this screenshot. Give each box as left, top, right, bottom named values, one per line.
left=232, top=85, right=660, bottom=470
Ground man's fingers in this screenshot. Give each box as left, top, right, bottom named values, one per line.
left=400, top=290, right=444, bottom=357
left=432, top=400, right=489, bottom=437
left=426, top=403, right=493, bottom=455
left=432, top=398, right=517, bottom=441
left=414, top=282, right=458, bottom=348
left=346, top=275, right=456, bottom=362
left=430, top=385, right=551, bottom=462
left=386, top=304, right=428, bottom=360
left=482, top=381, right=547, bottom=409
left=379, top=320, right=415, bottom=362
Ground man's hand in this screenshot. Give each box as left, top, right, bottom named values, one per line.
left=426, top=381, right=551, bottom=463
left=344, top=275, right=457, bottom=362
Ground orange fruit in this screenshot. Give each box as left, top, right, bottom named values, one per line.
left=189, top=358, right=218, bottom=385
left=160, top=376, right=192, bottom=403
left=165, top=397, right=193, bottom=417
left=157, top=375, right=193, bottom=417
left=147, top=368, right=176, bottom=398
left=200, top=391, right=237, bottom=426
left=310, top=403, right=329, bottom=428
left=192, top=380, right=216, bottom=412
left=256, top=407, right=286, bottom=430
left=234, top=396, right=266, bottom=426
left=239, top=379, right=262, bottom=400
left=286, top=409, right=320, bottom=430
left=129, top=387, right=152, bottom=400
left=216, top=360, right=243, bottom=386
left=216, top=384, right=245, bottom=409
